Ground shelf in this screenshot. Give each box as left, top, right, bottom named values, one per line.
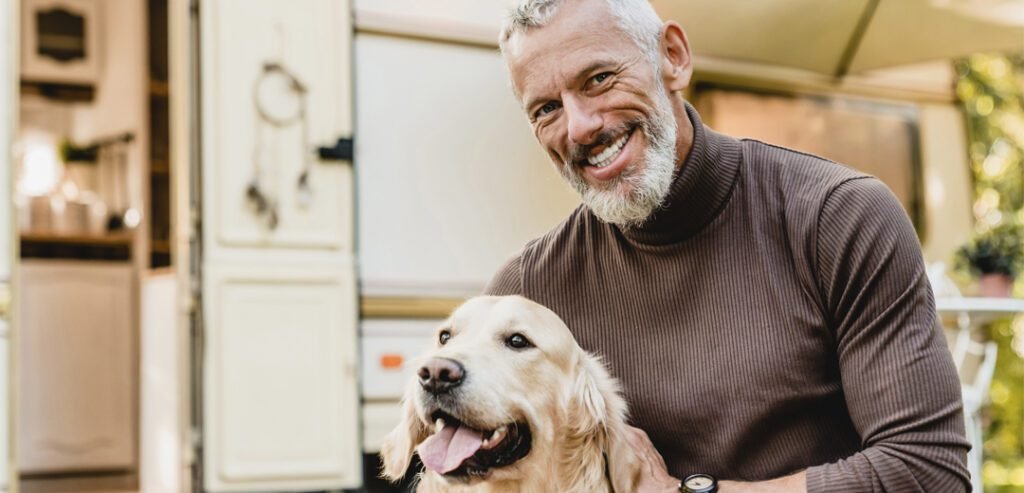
left=151, top=240, right=171, bottom=253
left=20, top=232, right=133, bottom=261
left=149, top=79, right=170, bottom=97
left=21, top=232, right=134, bottom=247
left=150, top=160, right=170, bottom=174
left=20, top=80, right=94, bottom=102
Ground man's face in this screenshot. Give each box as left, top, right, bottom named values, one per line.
left=506, top=0, right=679, bottom=227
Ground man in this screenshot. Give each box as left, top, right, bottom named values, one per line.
left=485, top=0, right=971, bottom=491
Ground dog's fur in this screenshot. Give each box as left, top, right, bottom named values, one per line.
left=380, top=295, right=642, bottom=492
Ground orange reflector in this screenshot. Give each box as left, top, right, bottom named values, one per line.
left=380, top=354, right=403, bottom=369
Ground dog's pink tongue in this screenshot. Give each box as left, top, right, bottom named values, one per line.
left=417, top=423, right=484, bottom=474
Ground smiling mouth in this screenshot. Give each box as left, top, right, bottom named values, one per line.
left=416, top=410, right=532, bottom=480
left=582, top=127, right=635, bottom=169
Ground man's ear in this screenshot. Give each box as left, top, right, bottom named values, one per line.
left=659, top=20, right=693, bottom=92
left=379, top=380, right=429, bottom=482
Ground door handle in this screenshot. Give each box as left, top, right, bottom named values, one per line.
left=316, top=137, right=354, bottom=162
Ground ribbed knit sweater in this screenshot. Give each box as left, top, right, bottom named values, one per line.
left=484, top=104, right=970, bottom=491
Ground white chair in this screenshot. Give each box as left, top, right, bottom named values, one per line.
left=927, top=262, right=998, bottom=493
left=956, top=329, right=997, bottom=493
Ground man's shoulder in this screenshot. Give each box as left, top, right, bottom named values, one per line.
left=736, top=138, right=879, bottom=219
left=738, top=138, right=868, bottom=186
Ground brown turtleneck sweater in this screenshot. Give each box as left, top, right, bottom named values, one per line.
left=484, top=104, right=969, bottom=491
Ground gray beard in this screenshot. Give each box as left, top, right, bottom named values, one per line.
left=558, top=90, right=678, bottom=228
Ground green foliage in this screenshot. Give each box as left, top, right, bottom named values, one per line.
left=955, top=222, right=1024, bottom=277
left=981, top=318, right=1024, bottom=493
left=957, top=53, right=1024, bottom=492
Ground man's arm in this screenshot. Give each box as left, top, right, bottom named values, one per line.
left=805, top=177, right=970, bottom=492
left=626, top=424, right=806, bottom=493
left=718, top=473, right=805, bottom=492
left=631, top=177, right=969, bottom=493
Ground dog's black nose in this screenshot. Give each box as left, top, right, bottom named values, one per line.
left=418, top=358, right=465, bottom=394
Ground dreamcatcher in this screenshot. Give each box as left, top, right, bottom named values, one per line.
left=247, top=60, right=315, bottom=230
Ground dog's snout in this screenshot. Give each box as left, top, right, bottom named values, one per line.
left=418, top=358, right=465, bottom=394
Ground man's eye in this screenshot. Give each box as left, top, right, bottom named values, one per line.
left=591, top=72, right=613, bottom=86
left=505, top=333, right=533, bottom=350
left=535, top=101, right=561, bottom=118
left=439, top=330, right=452, bottom=345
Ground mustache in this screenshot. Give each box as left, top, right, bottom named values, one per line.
left=565, top=121, right=640, bottom=166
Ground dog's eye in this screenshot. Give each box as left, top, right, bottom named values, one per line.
left=505, top=333, right=533, bottom=350
left=438, top=330, right=452, bottom=345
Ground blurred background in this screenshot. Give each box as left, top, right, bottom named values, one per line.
left=0, top=0, right=1022, bottom=492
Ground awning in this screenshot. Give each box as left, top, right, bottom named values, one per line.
left=651, top=0, right=1024, bottom=77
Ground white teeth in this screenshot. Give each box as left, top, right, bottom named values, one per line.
left=490, top=426, right=507, bottom=443
left=586, top=131, right=630, bottom=168
left=481, top=426, right=508, bottom=450
left=435, top=418, right=444, bottom=433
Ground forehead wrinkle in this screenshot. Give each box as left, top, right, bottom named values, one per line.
left=510, top=23, right=592, bottom=92
left=517, top=44, right=643, bottom=107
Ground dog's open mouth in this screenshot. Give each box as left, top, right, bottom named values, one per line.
left=417, top=411, right=532, bottom=479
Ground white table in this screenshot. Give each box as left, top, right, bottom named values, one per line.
left=934, top=296, right=1022, bottom=493
left=935, top=297, right=1024, bottom=324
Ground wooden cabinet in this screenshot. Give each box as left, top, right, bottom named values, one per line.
left=17, top=260, right=134, bottom=474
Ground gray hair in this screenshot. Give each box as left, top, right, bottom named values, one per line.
left=498, top=0, right=665, bottom=62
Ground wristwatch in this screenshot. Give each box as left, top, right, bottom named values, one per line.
left=679, top=473, right=718, bottom=493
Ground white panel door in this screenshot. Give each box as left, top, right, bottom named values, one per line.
left=203, top=0, right=353, bottom=252
left=200, top=0, right=359, bottom=491
left=204, top=261, right=358, bottom=492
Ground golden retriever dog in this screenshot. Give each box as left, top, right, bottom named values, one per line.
left=380, top=295, right=642, bottom=492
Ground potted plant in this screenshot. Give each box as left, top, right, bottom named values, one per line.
left=955, top=222, right=1024, bottom=297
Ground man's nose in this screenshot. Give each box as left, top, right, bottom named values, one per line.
left=418, top=357, right=465, bottom=394
left=565, top=98, right=603, bottom=146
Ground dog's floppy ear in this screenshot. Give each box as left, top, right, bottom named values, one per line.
left=380, top=380, right=429, bottom=482
left=570, top=353, right=628, bottom=437
left=569, top=353, right=642, bottom=492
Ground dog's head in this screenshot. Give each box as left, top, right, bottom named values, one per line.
left=380, top=295, right=639, bottom=490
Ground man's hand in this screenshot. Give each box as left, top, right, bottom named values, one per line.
left=622, top=425, right=807, bottom=493
left=624, top=425, right=680, bottom=493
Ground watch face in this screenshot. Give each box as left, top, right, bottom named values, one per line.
left=682, top=474, right=717, bottom=492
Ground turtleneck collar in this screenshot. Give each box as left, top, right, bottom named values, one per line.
left=616, top=102, right=743, bottom=245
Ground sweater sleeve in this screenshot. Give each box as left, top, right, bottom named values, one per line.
left=483, top=250, right=524, bottom=296
left=806, top=177, right=970, bottom=492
